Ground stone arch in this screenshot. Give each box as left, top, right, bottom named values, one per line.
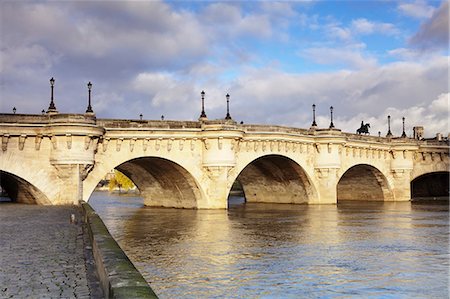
left=411, top=171, right=449, bottom=199
left=230, top=154, right=317, bottom=204
left=88, top=157, right=203, bottom=209
left=337, top=164, right=393, bottom=201
left=0, top=170, right=51, bottom=204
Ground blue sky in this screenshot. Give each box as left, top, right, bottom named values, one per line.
left=1, top=0, right=448, bottom=136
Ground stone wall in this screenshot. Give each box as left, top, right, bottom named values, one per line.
left=81, top=202, right=158, bottom=298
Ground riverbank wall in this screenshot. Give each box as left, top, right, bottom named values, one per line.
left=81, top=202, right=158, bottom=298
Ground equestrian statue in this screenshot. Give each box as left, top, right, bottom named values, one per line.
left=357, top=121, right=370, bottom=135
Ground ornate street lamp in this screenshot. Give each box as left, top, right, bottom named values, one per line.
left=401, top=117, right=407, bottom=138
left=140, top=113, right=143, bottom=120
left=225, top=93, right=232, bottom=120
left=199, top=90, right=207, bottom=119
left=386, top=115, right=393, bottom=137
left=12, top=107, right=16, bottom=114
left=311, top=104, right=317, bottom=127
left=47, top=77, right=57, bottom=113
left=329, top=106, right=335, bottom=129
left=86, top=81, right=93, bottom=113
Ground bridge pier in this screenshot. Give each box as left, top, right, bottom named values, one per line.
left=199, top=166, right=230, bottom=209
left=313, top=168, right=339, bottom=204
left=390, top=170, right=413, bottom=201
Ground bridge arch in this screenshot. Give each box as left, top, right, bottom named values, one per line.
left=411, top=171, right=449, bottom=199
left=0, top=170, right=51, bottom=204
left=86, top=156, right=204, bottom=209
left=230, top=154, right=317, bottom=204
left=337, top=164, right=393, bottom=201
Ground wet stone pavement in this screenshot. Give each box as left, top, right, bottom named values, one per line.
left=0, top=203, right=103, bottom=298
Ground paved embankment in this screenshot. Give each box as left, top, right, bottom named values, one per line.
left=82, top=202, right=158, bottom=299
left=0, top=203, right=102, bottom=298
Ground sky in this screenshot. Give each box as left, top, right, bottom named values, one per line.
left=1, top=0, right=448, bottom=137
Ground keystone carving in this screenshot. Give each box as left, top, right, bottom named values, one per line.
left=143, top=138, right=149, bottom=151
left=35, top=135, right=42, bottom=150
left=129, top=138, right=136, bottom=152
left=116, top=138, right=123, bottom=152
left=179, top=138, right=185, bottom=151
left=202, top=138, right=210, bottom=150
left=155, top=138, right=162, bottom=151
left=66, top=134, right=72, bottom=149
left=19, top=135, right=26, bottom=151
left=2, top=134, right=9, bottom=151
left=102, top=138, right=109, bottom=152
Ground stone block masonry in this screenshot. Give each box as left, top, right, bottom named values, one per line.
left=0, top=204, right=103, bottom=298
left=82, top=202, right=159, bottom=298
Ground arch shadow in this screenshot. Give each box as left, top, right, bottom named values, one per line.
left=411, top=171, right=449, bottom=200
left=0, top=170, right=50, bottom=204
left=90, top=157, right=203, bottom=209
left=337, top=164, right=393, bottom=202
left=231, top=155, right=317, bottom=204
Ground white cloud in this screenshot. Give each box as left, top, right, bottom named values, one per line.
left=326, top=24, right=353, bottom=41
left=398, top=0, right=436, bottom=19
left=351, top=18, right=399, bottom=36
left=302, top=44, right=377, bottom=69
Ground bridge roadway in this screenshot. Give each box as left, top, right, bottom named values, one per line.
left=0, top=113, right=448, bottom=209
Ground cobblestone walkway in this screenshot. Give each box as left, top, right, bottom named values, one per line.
left=0, top=203, right=102, bottom=298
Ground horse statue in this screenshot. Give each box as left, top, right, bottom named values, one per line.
left=357, top=121, right=370, bottom=135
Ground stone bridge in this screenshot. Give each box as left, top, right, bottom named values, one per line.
left=0, top=113, right=448, bottom=208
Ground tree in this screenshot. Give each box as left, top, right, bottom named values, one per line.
left=108, top=170, right=135, bottom=193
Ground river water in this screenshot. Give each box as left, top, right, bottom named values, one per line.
left=89, top=192, right=449, bottom=298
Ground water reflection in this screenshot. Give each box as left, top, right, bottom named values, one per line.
left=89, top=192, right=449, bottom=298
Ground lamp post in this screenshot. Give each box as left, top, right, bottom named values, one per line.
left=401, top=117, right=407, bottom=138
left=386, top=115, right=393, bottom=137
left=329, top=106, right=335, bottom=129
left=199, top=90, right=207, bottom=119
left=12, top=107, right=16, bottom=114
left=225, top=93, right=231, bottom=120
left=86, top=81, right=93, bottom=113
left=47, top=77, right=57, bottom=113
left=140, top=113, right=143, bottom=120
left=311, top=104, right=317, bottom=127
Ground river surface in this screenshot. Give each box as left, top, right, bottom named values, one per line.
left=89, top=192, right=449, bottom=298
